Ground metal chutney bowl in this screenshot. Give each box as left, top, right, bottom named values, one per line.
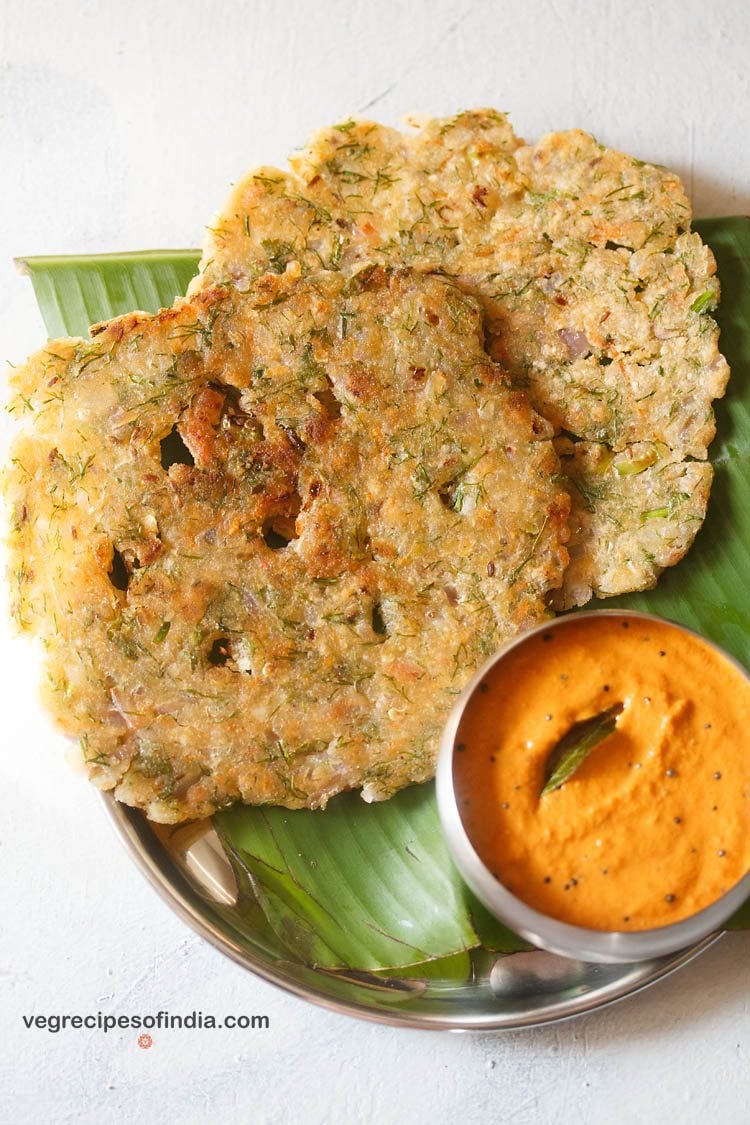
left=436, top=610, right=750, bottom=966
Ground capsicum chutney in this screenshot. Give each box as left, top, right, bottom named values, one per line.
left=453, top=614, right=750, bottom=931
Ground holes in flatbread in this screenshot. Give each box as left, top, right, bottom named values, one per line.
left=439, top=472, right=472, bottom=512
left=262, top=492, right=302, bottom=550
left=276, top=420, right=306, bottom=451
left=262, top=512, right=300, bottom=550
left=439, top=464, right=489, bottom=513
left=371, top=601, right=389, bottom=639
left=439, top=482, right=459, bottom=511
left=221, top=386, right=257, bottom=430
left=108, top=547, right=130, bottom=591
left=262, top=525, right=293, bottom=550
left=160, top=426, right=195, bottom=470
left=206, top=635, right=252, bottom=673
left=207, top=637, right=231, bottom=666
left=313, top=379, right=342, bottom=420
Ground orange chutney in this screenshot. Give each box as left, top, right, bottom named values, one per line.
left=454, top=614, right=750, bottom=931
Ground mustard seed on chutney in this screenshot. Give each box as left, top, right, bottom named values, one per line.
left=453, top=613, right=750, bottom=931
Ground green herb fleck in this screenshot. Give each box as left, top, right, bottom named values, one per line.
left=153, top=621, right=171, bottom=644
left=690, top=290, right=715, bottom=314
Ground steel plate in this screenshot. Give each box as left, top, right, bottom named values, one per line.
left=102, top=794, right=723, bottom=1031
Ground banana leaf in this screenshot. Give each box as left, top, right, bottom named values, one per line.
left=216, top=784, right=527, bottom=972
left=16, top=217, right=749, bottom=971
left=17, top=249, right=200, bottom=338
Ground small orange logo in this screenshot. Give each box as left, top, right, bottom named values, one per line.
left=137, top=1034, right=153, bottom=1050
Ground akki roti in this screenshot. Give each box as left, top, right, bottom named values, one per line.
left=3, top=109, right=729, bottom=823
left=5, top=266, right=567, bottom=821
left=196, top=110, right=728, bottom=608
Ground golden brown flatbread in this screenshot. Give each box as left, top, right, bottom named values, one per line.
left=5, top=267, right=568, bottom=821
left=194, top=110, right=728, bottom=606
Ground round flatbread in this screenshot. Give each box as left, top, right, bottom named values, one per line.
left=5, top=267, right=568, bottom=820
left=195, top=110, right=728, bottom=606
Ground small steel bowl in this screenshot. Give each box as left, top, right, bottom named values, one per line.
left=436, top=609, right=750, bottom=964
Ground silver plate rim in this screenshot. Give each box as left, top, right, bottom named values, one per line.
left=101, top=792, right=724, bottom=1031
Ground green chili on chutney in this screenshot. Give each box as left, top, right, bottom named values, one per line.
left=453, top=614, right=750, bottom=931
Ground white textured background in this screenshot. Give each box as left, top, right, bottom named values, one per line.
left=1, top=2, right=748, bottom=1122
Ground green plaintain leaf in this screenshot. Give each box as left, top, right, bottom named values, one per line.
left=541, top=703, right=624, bottom=796
left=468, top=898, right=535, bottom=954
left=725, top=895, right=750, bottom=930
left=215, top=785, right=482, bottom=971
left=17, top=250, right=200, bottom=337
left=20, top=218, right=749, bottom=963
left=371, top=951, right=474, bottom=982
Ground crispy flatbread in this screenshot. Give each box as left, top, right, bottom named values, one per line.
left=195, top=111, right=728, bottom=605
left=5, top=267, right=568, bottom=821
